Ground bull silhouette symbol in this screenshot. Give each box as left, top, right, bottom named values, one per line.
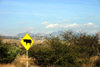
left=23, top=39, right=31, bottom=45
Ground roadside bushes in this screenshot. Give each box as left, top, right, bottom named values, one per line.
left=0, top=37, right=21, bottom=63
left=29, top=37, right=81, bottom=67
left=29, top=31, right=100, bottom=67
left=61, top=31, right=99, bottom=57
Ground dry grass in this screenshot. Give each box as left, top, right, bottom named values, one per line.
left=2, top=39, right=44, bottom=45
left=0, top=64, right=15, bottom=67
left=2, top=39, right=19, bottom=43
left=0, top=55, right=39, bottom=67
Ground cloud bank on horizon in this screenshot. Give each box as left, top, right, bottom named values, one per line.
left=0, top=0, right=100, bottom=36
left=42, top=21, right=98, bottom=34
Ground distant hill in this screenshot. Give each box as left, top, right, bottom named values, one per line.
left=0, top=31, right=61, bottom=40
left=17, top=31, right=61, bottom=38
left=17, top=32, right=46, bottom=40
left=0, top=36, right=19, bottom=40
left=17, top=32, right=46, bottom=37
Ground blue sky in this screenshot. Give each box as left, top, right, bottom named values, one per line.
left=0, top=0, right=100, bottom=36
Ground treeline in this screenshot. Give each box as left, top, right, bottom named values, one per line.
left=0, top=31, right=100, bottom=67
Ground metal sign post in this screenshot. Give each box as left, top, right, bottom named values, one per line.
left=26, top=50, right=28, bottom=67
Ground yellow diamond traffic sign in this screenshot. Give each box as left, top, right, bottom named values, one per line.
left=20, top=33, right=34, bottom=50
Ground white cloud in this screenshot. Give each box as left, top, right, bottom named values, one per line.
left=42, top=22, right=97, bottom=29
left=42, top=21, right=79, bottom=29
left=66, top=23, right=79, bottom=28
left=84, top=22, right=97, bottom=28
left=46, top=24, right=59, bottom=28
left=41, top=21, right=99, bottom=34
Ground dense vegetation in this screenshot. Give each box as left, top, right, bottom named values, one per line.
left=29, top=31, right=100, bottom=67
left=0, top=31, right=100, bottom=67
left=0, top=37, right=22, bottom=63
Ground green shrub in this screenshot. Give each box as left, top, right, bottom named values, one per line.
left=0, top=38, right=21, bottom=63
left=29, top=31, right=100, bottom=67
left=29, top=37, right=81, bottom=67
left=61, top=31, right=99, bottom=58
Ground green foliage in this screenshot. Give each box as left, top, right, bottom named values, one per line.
left=29, top=37, right=81, bottom=67
left=29, top=44, right=53, bottom=66
left=29, top=31, right=100, bottom=67
left=76, top=34, right=99, bottom=58
left=0, top=38, right=21, bottom=63
left=61, top=31, right=99, bottom=58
